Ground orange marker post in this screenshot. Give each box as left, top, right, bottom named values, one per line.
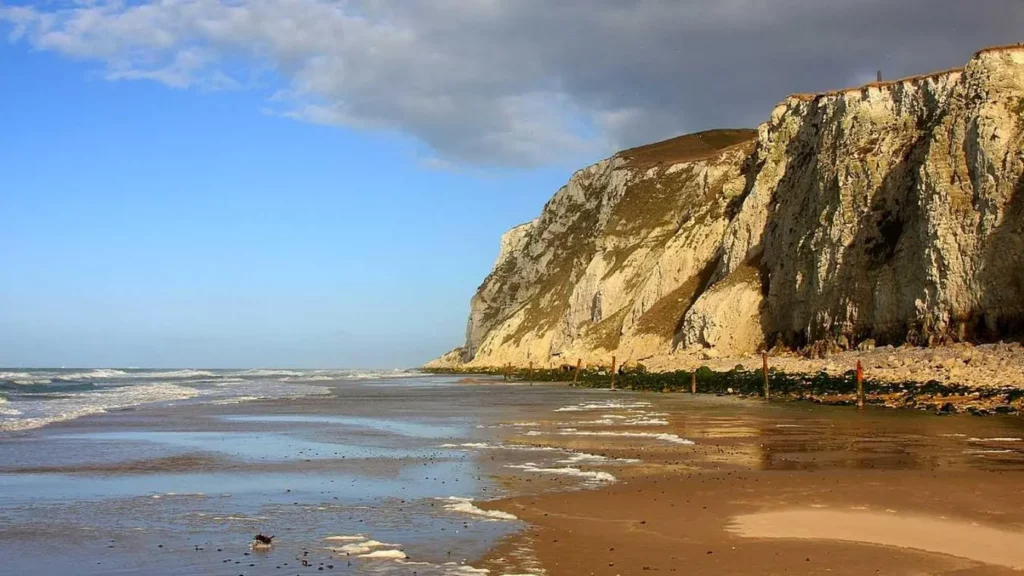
left=762, top=350, right=770, bottom=401
left=856, top=360, right=865, bottom=409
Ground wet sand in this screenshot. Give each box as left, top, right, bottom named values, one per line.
left=471, top=391, right=1024, bottom=575
left=2, top=377, right=1024, bottom=574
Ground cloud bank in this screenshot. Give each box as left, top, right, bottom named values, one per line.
left=4, top=0, right=1023, bottom=166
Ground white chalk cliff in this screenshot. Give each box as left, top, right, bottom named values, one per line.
left=429, top=45, right=1024, bottom=369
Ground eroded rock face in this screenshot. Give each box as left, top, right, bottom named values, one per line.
left=435, top=45, right=1024, bottom=369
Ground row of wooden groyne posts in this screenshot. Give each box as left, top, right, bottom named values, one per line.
left=424, top=352, right=996, bottom=408
left=492, top=352, right=869, bottom=407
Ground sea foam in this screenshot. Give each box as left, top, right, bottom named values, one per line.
left=506, top=462, right=617, bottom=484
left=439, top=497, right=518, bottom=521
left=554, top=400, right=652, bottom=412
left=555, top=429, right=694, bottom=445
left=0, top=383, right=200, bottom=432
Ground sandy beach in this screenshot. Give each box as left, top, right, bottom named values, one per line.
left=2, top=374, right=1024, bottom=575
left=476, top=392, right=1024, bottom=575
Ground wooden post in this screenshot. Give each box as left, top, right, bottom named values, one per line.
left=856, top=359, right=865, bottom=409
left=528, top=361, right=533, bottom=384
left=572, top=358, right=581, bottom=387
left=691, top=370, right=697, bottom=394
left=762, top=350, right=770, bottom=401
left=610, top=356, right=617, bottom=391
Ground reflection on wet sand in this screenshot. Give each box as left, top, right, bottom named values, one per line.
left=729, top=509, right=1024, bottom=569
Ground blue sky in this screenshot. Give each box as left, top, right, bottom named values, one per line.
left=0, top=42, right=575, bottom=368
left=2, top=1, right=1020, bottom=368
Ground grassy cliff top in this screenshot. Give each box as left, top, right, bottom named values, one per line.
left=616, top=128, right=757, bottom=169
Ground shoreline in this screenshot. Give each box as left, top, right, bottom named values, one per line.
left=425, top=342, right=1024, bottom=416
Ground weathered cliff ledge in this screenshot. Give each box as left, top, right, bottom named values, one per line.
left=431, top=44, right=1024, bottom=389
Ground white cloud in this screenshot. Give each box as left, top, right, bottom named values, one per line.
left=3, top=0, right=1023, bottom=166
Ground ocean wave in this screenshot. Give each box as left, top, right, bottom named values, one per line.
left=241, top=369, right=415, bottom=382
left=238, top=369, right=308, bottom=378
left=0, top=372, right=55, bottom=385
left=1, top=369, right=217, bottom=385
left=0, top=383, right=200, bottom=432
left=281, top=375, right=339, bottom=382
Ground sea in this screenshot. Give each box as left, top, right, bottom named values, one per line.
left=0, top=368, right=411, bottom=432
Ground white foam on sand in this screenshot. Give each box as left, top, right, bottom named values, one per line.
left=360, top=549, right=409, bottom=559
left=555, top=400, right=652, bottom=412
left=624, top=418, right=669, bottom=426
left=576, top=418, right=620, bottom=425
left=150, top=492, right=205, bottom=499
left=394, top=560, right=492, bottom=575
left=210, top=395, right=265, bottom=405
left=324, top=535, right=501, bottom=574
left=440, top=442, right=494, bottom=449
left=506, top=462, right=616, bottom=484
left=439, top=442, right=561, bottom=452
left=967, top=437, right=1022, bottom=442
left=556, top=429, right=694, bottom=445
left=556, top=453, right=640, bottom=465
left=326, top=537, right=402, bottom=556
left=439, top=497, right=518, bottom=521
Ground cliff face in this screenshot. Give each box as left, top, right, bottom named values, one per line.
left=432, top=46, right=1024, bottom=369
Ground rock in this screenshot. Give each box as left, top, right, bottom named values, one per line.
left=856, top=339, right=876, bottom=352
left=700, top=349, right=720, bottom=360
left=436, top=46, right=1024, bottom=372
